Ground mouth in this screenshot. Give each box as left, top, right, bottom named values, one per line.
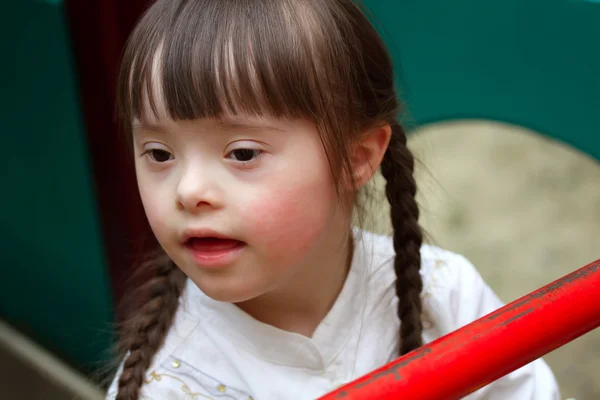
left=184, top=236, right=246, bottom=253
left=181, top=229, right=246, bottom=267
left=182, top=229, right=246, bottom=267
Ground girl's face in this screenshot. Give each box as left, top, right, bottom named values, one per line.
left=133, top=115, right=349, bottom=303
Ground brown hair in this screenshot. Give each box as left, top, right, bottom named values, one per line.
left=114, top=0, right=423, bottom=398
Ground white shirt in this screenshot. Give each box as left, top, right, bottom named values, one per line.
left=107, top=229, right=559, bottom=399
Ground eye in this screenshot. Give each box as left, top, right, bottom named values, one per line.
left=143, top=149, right=174, bottom=163
left=226, top=148, right=262, bottom=162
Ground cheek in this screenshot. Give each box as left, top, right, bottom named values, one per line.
left=136, top=166, right=171, bottom=240
left=240, top=130, right=343, bottom=261
left=243, top=174, right=338, bottom=262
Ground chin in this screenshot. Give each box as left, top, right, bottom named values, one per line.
left=205, top=290, right=256, bottom=304
left=193, top=278, right=263, bottom=304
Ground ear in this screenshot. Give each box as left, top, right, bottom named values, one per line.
left=347, top=123, right=392, bottom=190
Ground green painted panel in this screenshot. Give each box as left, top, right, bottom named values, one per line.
left=0, top=1, right=114, bottom=372
left=364, top=0, right=600, bottom=159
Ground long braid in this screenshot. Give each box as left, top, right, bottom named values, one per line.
left=115, top=252, right=186, bottom=400
left=380, top=121, right=424, bottom=355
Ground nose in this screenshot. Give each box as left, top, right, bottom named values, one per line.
left=176, top=164, right=223, bottom=212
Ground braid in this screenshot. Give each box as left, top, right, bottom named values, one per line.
left=116, top=252, right=186, bottom=400
left=380, top=121, right=424, bottom=355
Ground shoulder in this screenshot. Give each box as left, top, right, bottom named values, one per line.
left=358, top=229, right=501, bottom=335
left=357, top=229, right=483, bottom=297
left=106, top=355, right=253, bottom=400
left=105, top=283, right=205, bottom=399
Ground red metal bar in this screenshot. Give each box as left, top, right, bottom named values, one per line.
left=319, top=259, right=600, bottom=400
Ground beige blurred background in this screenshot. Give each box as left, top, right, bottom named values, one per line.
left=369, top=120, right=600, bottom=400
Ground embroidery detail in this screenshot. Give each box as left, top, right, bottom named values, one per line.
left=144, top=356, right=257, bottom=399
left=146, top=370, right=214, bottom=399
left=147, top=371, right=162, bottom=382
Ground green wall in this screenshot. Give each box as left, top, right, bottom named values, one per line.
left=365, top=0, right=600, bottom=159
left=0, top=0, right=114, bottom=372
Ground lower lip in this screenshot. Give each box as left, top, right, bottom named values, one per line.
left=185, top=240, right=245, bottom=268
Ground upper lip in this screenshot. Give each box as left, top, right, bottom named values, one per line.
left=181, top=228, right=237, bottom=243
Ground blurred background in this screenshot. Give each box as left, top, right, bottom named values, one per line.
left=0, top=0, right=598, bottom=399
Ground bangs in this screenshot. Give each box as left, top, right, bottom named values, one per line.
left=117, top=0, right=359, bottom=126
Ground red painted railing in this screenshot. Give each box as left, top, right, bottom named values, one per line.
left=319, top=258, right=600, bottom=400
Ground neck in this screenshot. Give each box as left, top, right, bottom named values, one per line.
left=235, top=230, right=354, bottom=337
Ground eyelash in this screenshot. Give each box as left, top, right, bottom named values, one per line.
left=141, top=149, right=173, bottom=163
left=225, top=148, right=263, bottom=163
left=140, top=148, right=264, bottom=164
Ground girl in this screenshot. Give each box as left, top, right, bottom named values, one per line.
left=107, top=0, right=559, bottom=399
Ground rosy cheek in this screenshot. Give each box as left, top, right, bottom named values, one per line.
left=244, top=183, right=335, bottom=262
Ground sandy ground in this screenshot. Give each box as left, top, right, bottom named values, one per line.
left=369, top=120, right=600, bottom=400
